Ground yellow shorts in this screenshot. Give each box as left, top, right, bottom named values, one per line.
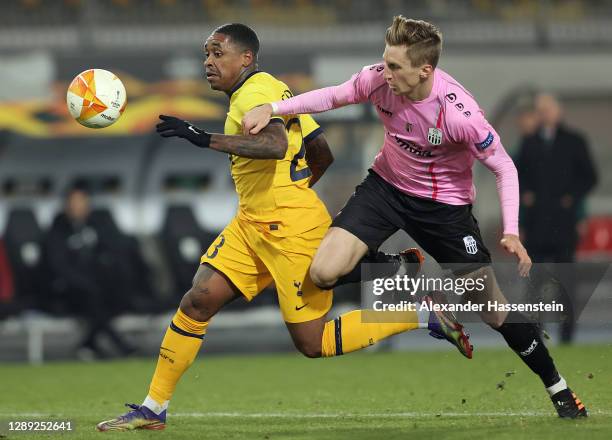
left=200, top=216, right=333, bottom=323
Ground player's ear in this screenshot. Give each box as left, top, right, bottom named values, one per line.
left=242, top=50, right=254, bottom=68
left=420, top=64, right=434, bottom=79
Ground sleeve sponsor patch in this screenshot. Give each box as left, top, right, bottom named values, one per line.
left=475, top=132, right=494, bottom=150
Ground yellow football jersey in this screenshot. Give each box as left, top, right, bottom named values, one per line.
left=225, top=71, right=330, bottom=236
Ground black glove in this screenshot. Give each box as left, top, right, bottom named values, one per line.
left=156, top=114, right=211, bottom=148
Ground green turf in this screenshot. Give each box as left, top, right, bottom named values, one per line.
left=1, top=344, right=611, bottom=439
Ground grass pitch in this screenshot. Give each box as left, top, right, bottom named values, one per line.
left=1, top=344, right=611, bottom=439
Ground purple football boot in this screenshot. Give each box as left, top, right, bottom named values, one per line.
left=96, top=403, right=166, bottom=431
left=424, top=294, right=473, bottom=359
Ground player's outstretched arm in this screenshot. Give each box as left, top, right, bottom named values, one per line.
left=210, top=122, right=288, bottom=159
left=304, top=132, right=334, bottom=187
left=243, top=78, right=360, bottom=135
left=156, top=114, right=288, bottom=159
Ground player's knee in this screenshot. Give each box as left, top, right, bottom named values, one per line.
left=486, top=312, right=507, bottom=329
left=309, top=263, right=337, bottom=290
left=294, top=340, right=322, bottom=358
left=181, top=283, right=216, bottom=322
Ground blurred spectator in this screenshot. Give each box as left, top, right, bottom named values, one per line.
left=515, top=102, right=539, bottom=138
left=88, top=207, right=156, bottom=313
left=515, top=93, right=598, bottom=343
left=45, top=184, right=135, bottom=359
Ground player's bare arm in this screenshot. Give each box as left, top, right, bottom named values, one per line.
left=304, top=133, right=334, bottom=187
left=209, top=122, right=287, bottom=159
left=156, top=114, right=288, bottom=160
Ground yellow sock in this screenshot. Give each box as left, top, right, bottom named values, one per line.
left=321, top=310, right=418, bottom=357
left=147, top=309, right=208, bottom=408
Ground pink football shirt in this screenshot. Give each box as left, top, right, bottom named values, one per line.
left=273, top=64, right=519, bottom=235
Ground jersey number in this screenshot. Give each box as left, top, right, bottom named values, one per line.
left=286, top=118, right=312, bottom=182
left=206, top=234, right=225, bottom=259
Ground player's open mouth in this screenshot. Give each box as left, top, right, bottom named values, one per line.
left=206, top=72, right=218, bottom=79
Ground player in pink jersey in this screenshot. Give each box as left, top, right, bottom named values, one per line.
left=243, top=16, right=587, bottom=419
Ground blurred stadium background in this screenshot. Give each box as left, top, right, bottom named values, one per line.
left=1, top=0, right=612, bottom=363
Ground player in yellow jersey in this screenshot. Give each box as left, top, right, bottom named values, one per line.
left=96, top=23, right=471, bottom=432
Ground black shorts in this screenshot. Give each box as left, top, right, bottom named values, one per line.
left=332, top=170, right=492, bottom=274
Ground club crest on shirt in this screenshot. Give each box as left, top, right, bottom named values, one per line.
left=428, top=127, right=443, bottom=146
left=463, top=235, right=478, bottom=255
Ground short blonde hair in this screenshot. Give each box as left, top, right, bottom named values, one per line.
left=385, top=15, right=443, bottom=68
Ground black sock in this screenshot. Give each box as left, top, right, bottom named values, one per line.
left=332, top=251, right=401, bottom=288
left=494, top=312, right=560, bottom=388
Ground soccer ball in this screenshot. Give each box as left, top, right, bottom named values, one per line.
left=66, top=69, right=127, bottom=128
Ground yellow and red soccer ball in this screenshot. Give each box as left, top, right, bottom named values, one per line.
left=66, top=69, right=127, bottom=128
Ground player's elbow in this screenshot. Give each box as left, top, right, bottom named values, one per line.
left=273, top=138, right=288, bottom=159
left=315, top=149, right=334, bottom=172
left=322, top=154, right=334, bottom=171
